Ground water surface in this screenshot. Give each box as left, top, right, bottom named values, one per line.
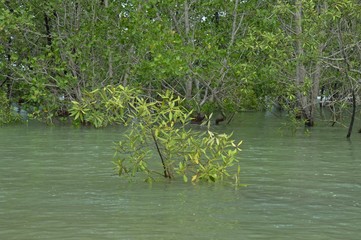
left=1, top=113, right=361, bottom=239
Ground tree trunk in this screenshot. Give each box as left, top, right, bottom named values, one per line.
left=185, top=77, right=192, bottom=100
left=4, top=0, right=13, bottom=102
left=152, top=131, right=172, bottom=179
left=184, top=0, right=193, bottom=100
left=309, top=44, right=324, bottom=126
left=346, top=89, right=356, bottom=139
left=337, top=20, right=355, bottom=138
left=295, top=0, right=311, bottom=125
left=103, top=0, right=113, bottom=83
left=44, top=13, right=52, bottom=47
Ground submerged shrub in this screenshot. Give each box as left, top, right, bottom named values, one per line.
left=71, top=86, right=242, bottom=184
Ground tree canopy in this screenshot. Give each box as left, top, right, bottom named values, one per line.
left=1, top=0, right=361, bottom=134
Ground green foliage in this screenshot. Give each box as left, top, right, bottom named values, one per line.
left=115, top=90, right=242, bottom=184
left=0, top=90, right=22, bottom=125
left=71, top=86, right=242, bottom=184
left=2, top=0, right=361, bottom=132
left=69, top=85, right=140, bottom=128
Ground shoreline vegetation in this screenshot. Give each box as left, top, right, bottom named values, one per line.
left=2, top=1, right=360, bottom=136
left=2, top=1, right=361, bottom=182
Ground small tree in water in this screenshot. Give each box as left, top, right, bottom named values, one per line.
left=70, top=86, right=242, bottom=184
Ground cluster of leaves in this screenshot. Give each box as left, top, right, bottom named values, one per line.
left=70, top=86, right=242, bottom=184
left=69, top=85, right=140, bottom=128
left=0, top=90, right=22, bottom=125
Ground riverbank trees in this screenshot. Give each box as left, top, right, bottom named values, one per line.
left=1, top=0, right=361, bottom=134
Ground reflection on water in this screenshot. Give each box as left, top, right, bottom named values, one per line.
left=1, top=113, right=361, bottom=240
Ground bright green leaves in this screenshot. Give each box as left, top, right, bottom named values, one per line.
left=69, top=85, right=140, bottom=127
left=71, top=85, right=242, bottom=184
left=329, top=0, right=361, bottom=19
left=69, top=101, right=89, bottom=123
left=114, top=89, right=242, bottom=184
left=176, top=130, right=242, bottom=183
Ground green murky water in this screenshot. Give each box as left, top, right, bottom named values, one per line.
left=1, top=112, right=361, bottom=239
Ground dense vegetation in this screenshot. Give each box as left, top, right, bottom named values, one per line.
left=69, top=85, right=242, bottom=183
left=0, top=0, right=361, bottom=126
left=1, top=0, right=361, bottom=182
left=2, top=0, right=361, bottom=132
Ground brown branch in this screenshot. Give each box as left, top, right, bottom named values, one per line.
left=151, top=131, right=171, bottom=178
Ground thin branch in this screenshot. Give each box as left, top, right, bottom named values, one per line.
left=151, top=130, right=171, bottom=179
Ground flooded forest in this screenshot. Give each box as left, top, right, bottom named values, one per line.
left=1, top=1, right=361, bottom=239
